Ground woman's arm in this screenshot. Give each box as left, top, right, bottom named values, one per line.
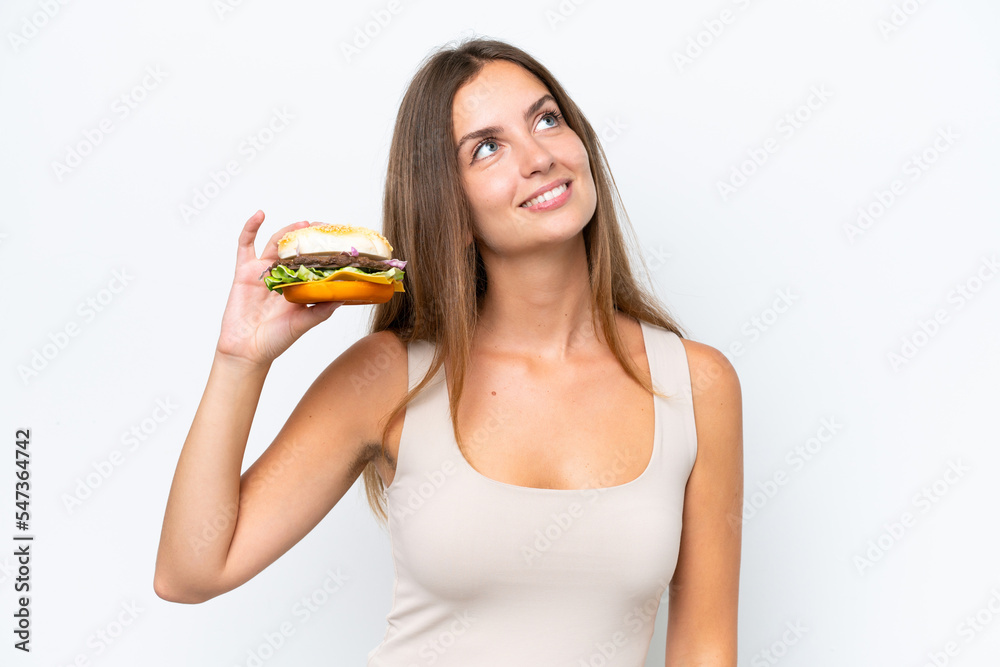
left=153, top=211, right=402, bottom=603
left=154, top=333, right=402, bottom=604
left=153, top=349, right=271, bottom=603
left=665, top=340, right=744, bottom=667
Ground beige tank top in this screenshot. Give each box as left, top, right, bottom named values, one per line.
left=366, top=320, right=697, bottom=666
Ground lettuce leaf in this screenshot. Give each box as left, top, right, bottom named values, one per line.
left=263, top=264, right=405, bottom=291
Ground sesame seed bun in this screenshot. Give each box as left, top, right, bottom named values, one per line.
left=277, top=224, right=394, bottom=260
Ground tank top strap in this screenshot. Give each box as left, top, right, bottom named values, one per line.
left=640, top=321, right=698, bottom=475
left=390, top=339, right=457, bottom=493
left=406, top=338, right=439, bottom=392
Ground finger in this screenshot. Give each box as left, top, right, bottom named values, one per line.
left=237, top=210, right=266, bottom=263
left=261, top=220, right=312, bottom=262
left=289, top=300, right=342, bottom=332
left=307, top=300, right=342, bottom=322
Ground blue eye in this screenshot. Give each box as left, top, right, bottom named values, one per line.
left=473, top=139, right=500, bottom=161
left=536, top=112, right=561, bottom=130
left=469, top=111, right=563, bottom=164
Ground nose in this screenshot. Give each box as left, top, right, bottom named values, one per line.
left=519, top=135, right=555, bottom=177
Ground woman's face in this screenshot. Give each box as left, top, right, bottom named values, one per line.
left=451, top=60, right=597, bottom=257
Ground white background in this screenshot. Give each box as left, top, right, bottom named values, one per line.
left=2, top=0, right=999, bottom=665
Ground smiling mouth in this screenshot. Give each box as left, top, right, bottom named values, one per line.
left=520, top=182, right=569, bottom=208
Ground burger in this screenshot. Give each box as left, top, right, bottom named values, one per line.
left=261, top=224, right=406, bottom=304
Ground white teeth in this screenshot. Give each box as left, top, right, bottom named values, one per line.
left=521, top=183, right=568, bottom=208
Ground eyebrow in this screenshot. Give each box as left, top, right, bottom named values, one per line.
left=455, top=94, right=557, bottom=157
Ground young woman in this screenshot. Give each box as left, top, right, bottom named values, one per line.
left=155, top=38, right=743, bottom=666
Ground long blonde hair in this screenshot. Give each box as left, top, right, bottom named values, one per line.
left=361, top=37, right=686, bottom=527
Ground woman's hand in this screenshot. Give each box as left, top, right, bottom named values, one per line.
left=215, top=210, right=342, bottom=367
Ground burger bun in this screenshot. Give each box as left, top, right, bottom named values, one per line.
left=277, top=224, right=393, bottom=260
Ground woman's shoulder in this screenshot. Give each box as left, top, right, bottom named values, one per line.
left=356, top=329, right=408, bottom=358
left=674, top=335, right=740, bottom=399
left=634, top=319, right=731, bottom=378
left=633, top=317, right=738, bottom=395
left=317, top=329, right=410, bottom=407
left=669, top=334, right=742, bottom=457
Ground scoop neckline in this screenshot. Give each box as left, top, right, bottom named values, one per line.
left=445, top=319, right=660, bottom=493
